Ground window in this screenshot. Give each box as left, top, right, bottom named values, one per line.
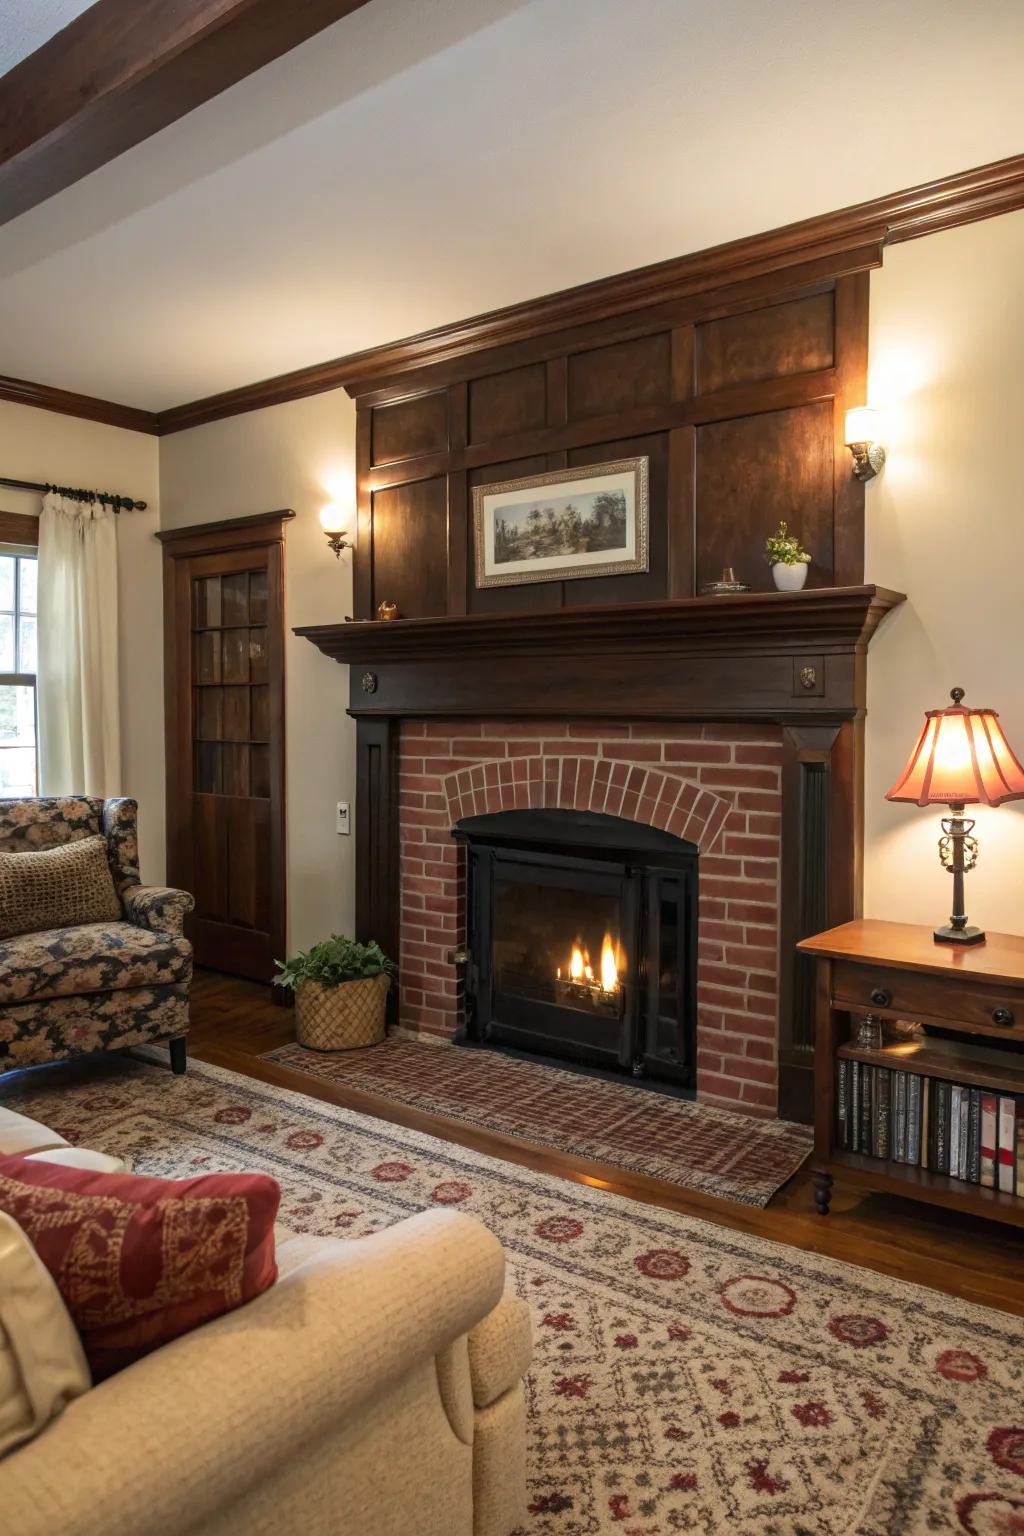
left=0, top=549, right=38, bottom=796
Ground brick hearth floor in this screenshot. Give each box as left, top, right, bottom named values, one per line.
left=262, top=1037, right=810, bottom=1206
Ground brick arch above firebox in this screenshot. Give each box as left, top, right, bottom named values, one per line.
left=442, top=756, right=733, bottom=855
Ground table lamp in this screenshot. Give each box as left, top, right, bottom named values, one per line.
left=886, top=687, right=1024, bottom=945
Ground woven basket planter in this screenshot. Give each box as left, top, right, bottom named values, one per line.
left=294, top=973, right=390, bottom=1051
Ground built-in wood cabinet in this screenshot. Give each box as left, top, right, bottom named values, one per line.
left=160, top=511, right=291, bottom=982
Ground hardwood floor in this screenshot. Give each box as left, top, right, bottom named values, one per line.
left=187, top=968, right=1024, bottom=1316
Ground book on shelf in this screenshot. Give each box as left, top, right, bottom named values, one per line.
left=837, top=1058, right=850, bottom=1150
left=949, top=1083, right=962, bottom=1179
left=966, top=1089, right=982, bottom=1184
left=836, top=1036, right=1024, bottom=1199
left=906, top=1075, right=922, bottom=1167
left=998, top=1096, right=1016, bottom=1195
left=874, top=1067, right=891, bottom=1160
left=893, top=1070, right=907, bottom=1163
left=934, top=1079, right=951, bottom=1176
left=980, top=1093, right=998, bottom=1189
left=860, top=1064, right=873, bottom=1159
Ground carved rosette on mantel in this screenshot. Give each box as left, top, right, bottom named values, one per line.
left=298, top=585, right=904, bottom=1123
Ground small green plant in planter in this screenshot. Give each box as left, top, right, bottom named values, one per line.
left=275, top=936, right=397, bottom=1052
left=764, top=521, right=811, bottom=592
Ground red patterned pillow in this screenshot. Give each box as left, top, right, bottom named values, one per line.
left=0, top=1155, right=279, bottom=1380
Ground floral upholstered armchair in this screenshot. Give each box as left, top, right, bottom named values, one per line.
left=0, top=797, right=194, bottom=1075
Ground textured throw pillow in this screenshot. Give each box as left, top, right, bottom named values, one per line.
left=0, top=1211, right=90, bottom=1457
left=0, top=1157, right=279, bottom=1381
left=0, top=835, right=122, bottom=939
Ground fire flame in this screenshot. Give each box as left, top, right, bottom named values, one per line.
left=600, top=933, right=618, bottom=992
left=559, top=934, right=620, bottom=993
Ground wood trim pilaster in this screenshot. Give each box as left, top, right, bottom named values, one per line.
left=355, top=717, right=400, bottom=1003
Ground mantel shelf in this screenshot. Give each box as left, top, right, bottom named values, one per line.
left=295, top=585, right=905, bottom=668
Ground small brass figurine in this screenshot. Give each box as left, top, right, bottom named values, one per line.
left=377, top=601, right=400, bottom=621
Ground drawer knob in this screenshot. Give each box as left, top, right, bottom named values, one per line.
left=869, top=987, right=891, bottom=1008
left=992, top=1007, right=1014, bottom=1027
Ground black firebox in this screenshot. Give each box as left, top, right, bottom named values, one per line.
left=455, top=809, right=697, bottom=1088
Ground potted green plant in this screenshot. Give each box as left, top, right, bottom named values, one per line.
left=274, top=936, right=397, bottom=1051
left=764, top=521, right=811, bottom=591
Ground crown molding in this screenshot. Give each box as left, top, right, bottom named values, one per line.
left=7, top=153, right=1024, bottom=439
left=0, top=373, right=159, bottom=435
left=156, top=151, right=1024, bottom=433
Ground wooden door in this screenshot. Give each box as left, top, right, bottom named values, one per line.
left=160, top=512, right=292, bottom=981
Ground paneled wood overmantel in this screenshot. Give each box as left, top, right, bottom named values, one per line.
left=296, top=585, right=904, bottom=723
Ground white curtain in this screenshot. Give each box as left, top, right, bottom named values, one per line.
left=37, top=492, right=121, bottom=796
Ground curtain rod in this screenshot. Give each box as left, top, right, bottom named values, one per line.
left=0, top=475, right=147, bottom=512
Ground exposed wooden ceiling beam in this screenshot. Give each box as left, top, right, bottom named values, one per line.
left=0, top=0, right=373, bottom=227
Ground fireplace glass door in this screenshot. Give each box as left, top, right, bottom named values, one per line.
left=488, top=853, right=638, bottom=1070
left=459, top=809, right=696, bottom=1088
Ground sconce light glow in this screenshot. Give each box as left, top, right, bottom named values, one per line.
left=844, top=407, right=886, bottom=482
left=319, top=503, right=348, bottom=534
left=319, top=503, right=353, bottom=558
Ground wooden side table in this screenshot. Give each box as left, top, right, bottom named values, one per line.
left=797, top=918, right=1024, bottom=1226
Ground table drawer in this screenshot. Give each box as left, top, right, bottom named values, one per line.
left=832, top=961, right=1022, bottom=1037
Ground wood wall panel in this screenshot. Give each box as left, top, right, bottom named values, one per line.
left=371, top=477, right=448, bottom=617
left=697, top=291, right=834, bottom=394
left=695, top=401, right=834, bottom=594
left=371, top=392, right=447, bottom=466
left=469, top=364, right=547, bottom=445
left=564, top=432, right=669, bottom=607
left=567, top=333, right=671, bottom=422
left=351, top=267, right=867, bottom=620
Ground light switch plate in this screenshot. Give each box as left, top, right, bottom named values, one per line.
left=336, top=802, right=351, bottom=835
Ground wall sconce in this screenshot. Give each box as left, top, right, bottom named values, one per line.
left=319, top=503, right=353, bottom=557
left=844, top=407, right=886, bottom=481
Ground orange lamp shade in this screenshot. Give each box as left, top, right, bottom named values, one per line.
left=886, top=691, right=1024, bottom=807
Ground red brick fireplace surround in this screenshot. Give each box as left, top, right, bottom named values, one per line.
left=398, top=720, right=782, bottom=1115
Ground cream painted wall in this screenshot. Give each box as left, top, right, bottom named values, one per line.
left=158, top=389, right=357, bottom=953
left=0, top=401, right=164, bottom=879
left=865, top=209, right=1024, bottom=935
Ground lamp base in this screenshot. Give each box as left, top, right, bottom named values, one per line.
left=933, top=923, right=986, bottom=945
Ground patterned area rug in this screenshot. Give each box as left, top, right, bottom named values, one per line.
left=4, top=1057, right=1024, bottom=1535
left=262, top=1037, right=811, bottom=1206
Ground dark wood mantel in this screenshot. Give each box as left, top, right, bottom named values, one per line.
left=296, top=584, right=904, bottom=722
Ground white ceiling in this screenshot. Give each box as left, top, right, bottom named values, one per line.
left=0, top=0, right=1022, bottom=413
left=0, top=0, right=95, bottom=76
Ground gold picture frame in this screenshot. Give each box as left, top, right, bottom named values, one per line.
left=472, top=456, right=649, bottom=589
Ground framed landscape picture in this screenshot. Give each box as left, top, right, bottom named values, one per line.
left=472, top=456, right=649, bottom=589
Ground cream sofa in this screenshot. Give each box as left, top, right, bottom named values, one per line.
left=0, top=1107, right=531, bottom=1536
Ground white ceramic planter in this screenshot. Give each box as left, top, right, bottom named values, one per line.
left=772, top=561, right=809, bottom=592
